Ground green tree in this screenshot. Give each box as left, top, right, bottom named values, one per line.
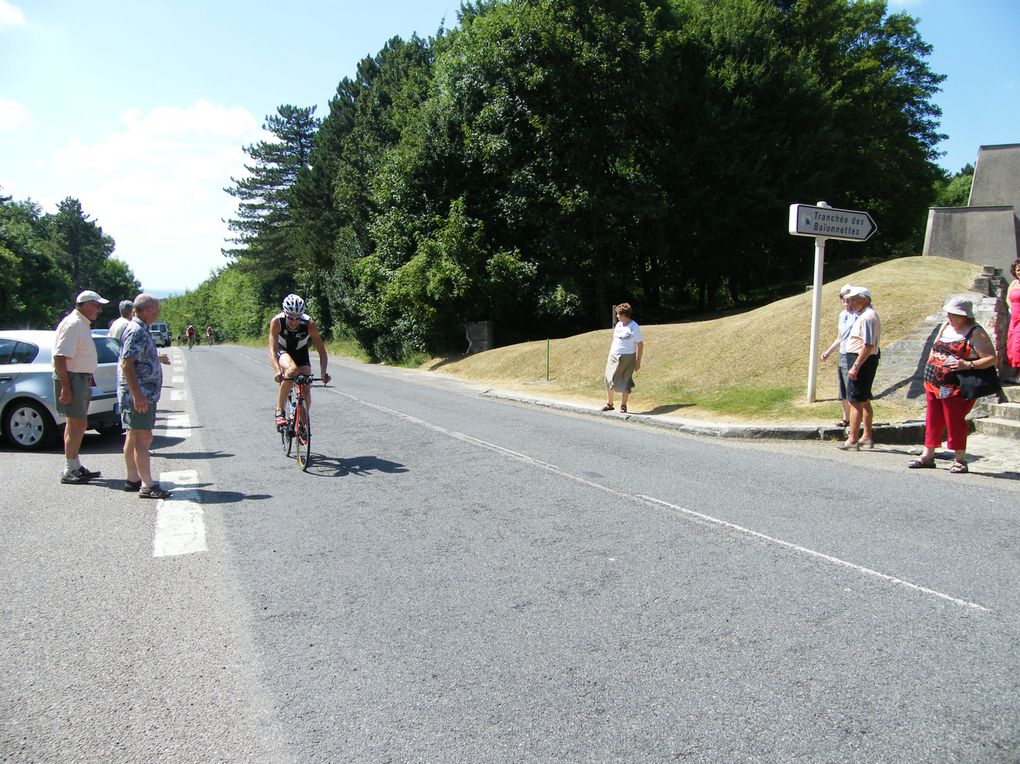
left=933, top=164, right=974, bottom=208
left=45, top=198, right=116, bottom=295
left=224, top=105, right=320, bottom=297
left=0, top=196, right=71, bottom=328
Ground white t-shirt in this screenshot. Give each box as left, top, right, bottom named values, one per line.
left=109, top=316, right=130, bottom=341
left=610, top=320, right=643, bottom=356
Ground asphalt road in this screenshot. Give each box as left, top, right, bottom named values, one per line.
left=1, top=343, right=1018, bottom=762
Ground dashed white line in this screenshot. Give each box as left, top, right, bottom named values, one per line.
left=152, top=470, right=206, bottom=558
left=161, top=413, right=192, bottom=438
left=333, top=390, right=990, bottom=612
left=170, top=389, right=187, bottom=401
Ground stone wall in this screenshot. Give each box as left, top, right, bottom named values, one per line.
left=969, top=143, right=1020, bottom=213
left=922, top=143, right=1020, bottom=274
left=922, top=206, right=1019, bottom=274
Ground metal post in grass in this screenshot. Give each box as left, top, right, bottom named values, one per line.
left=546, top=339, right=550, bottom=381
left=789, top=201, right=877, bottom=403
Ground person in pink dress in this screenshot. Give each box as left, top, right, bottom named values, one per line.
left=1007, top=258, right=1020, bottom=384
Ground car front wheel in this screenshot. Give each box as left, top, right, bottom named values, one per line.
left=4, top=399, right=58, bottom=450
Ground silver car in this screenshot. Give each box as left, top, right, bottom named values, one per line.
left=0, top=330, right=122, bottom=450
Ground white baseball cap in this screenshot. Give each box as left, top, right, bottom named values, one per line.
left=75, top=290, right=109, bottom=305
left=844, top=286, right=870, bottom=299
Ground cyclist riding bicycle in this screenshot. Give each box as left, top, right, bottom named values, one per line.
left=205, top=325, right=215, bottom=344
left=270, top=294, right=331, bottom=427
left=185, top=324, right=196, bottom=348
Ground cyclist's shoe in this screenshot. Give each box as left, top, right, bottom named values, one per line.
left=275, top=411, right=287, bottom=428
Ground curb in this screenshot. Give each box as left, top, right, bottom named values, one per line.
left=480, top=389, right=928, bottom=445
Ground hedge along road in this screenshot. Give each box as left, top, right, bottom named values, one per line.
left=2, top=341, right=1018, bottom=762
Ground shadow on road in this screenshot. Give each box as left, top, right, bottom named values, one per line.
left=305, top=454, right=409, bottom=478
left=156, top=450, right=234, bottom=461
left=189, top=489, right=272, bottom=504
left=857, top=444, right=1020, bottom=482
left=0, top=430, right=125, bottom=456
left=630, top=403, right=693, bottom=416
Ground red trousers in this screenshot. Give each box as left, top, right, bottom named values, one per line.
left=924, top=391, right=976, bottom=451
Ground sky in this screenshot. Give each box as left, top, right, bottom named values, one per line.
left=1, top=0, right=1018, bottom=294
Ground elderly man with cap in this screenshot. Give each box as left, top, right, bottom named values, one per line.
left=909, top=296, right=998, bottom=473
left=837, top=285, right=881, bottom=450
left=820, top=284, right=858, bottom=428
left=108, top=300, right=134, bottom=341
left=53, top=289, right=108, bottom=484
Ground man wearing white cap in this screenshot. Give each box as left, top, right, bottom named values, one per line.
left=53, top=290, right=108, bottom=484
left=820, top=284, right=858, bottom=427
left=838, top=286, right=881, bottom=450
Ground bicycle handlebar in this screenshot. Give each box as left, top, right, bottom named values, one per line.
left=282, top=374, right=326, bottom=386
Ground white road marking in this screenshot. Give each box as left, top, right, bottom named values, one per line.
left=172, top=375, right=185, bottom=384
left=334, top=390, right=990, bottom=613
left=152, top=470, right=206, bottom=558
left=161, top=413, right=192, bottom=438
left=170, top=389, right=186, bottom=401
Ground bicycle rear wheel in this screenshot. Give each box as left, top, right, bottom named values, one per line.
left=295, top=401, right=311, bottom=471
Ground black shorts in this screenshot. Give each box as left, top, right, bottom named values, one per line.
left=276, top=347, right=310, bottom=368
left=846, top=353, right=879, bottom=402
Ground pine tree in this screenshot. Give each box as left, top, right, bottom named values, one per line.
left=223, top=105, right=320, bottom=292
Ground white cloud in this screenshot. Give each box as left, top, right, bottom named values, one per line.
left=887, top=0, right=923, bottom=8
left=0, top=98, right=30, bottom=130
left=0, top=0, right=25, bottom=28
left=48, top=100, right=268, bottom=290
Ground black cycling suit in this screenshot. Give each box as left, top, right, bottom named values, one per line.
left=274, top=312, right=311, bottom=368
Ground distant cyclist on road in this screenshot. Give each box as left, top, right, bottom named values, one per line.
left=270, top=294, right=330, bottom=427
left=185, top=324, right=196, bottom=349
left=205, top=325, right=215, bottom=345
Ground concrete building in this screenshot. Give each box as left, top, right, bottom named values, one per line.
left=922, top=143, right=1020, bottom=274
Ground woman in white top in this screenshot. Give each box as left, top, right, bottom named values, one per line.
left=602, top=303, right=643, bottom=413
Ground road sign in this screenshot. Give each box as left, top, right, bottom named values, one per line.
left=788, top=203, right=877, bottom=242
left=789, top=200, right=876, bottom=403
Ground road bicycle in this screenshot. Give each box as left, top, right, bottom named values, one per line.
left=278, top=374, right=321, bottom=471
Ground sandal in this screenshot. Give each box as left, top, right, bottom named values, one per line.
left=949, top=461, right=969, bottom=474
left=620, top=405, right=628, bottom=413
left=123, top=479, right=142, bottom=492
left=836, top=419, right=849, bottom=427
left=601, top=404, right=614, bottom=412
left=906, top=457, right=936, bottom=469
left=835, top=440, right=859, bottom=451
left=139, top=483, right=172, bottom=499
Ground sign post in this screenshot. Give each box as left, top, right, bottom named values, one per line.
left=788, top=202, right=877, bottom=403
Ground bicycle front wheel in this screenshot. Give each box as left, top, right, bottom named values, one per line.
left=295, top=403, right=311, bottom=471
left=281, top=404, right=294, bottom=457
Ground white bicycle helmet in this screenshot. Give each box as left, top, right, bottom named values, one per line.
left=281, top=293, right=305, bottom=315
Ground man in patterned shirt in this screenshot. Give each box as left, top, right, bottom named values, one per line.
left=118, top=294, right=172, bottom=499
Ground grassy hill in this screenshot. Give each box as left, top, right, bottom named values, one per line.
left=425, top=257, right=981, bottom=422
